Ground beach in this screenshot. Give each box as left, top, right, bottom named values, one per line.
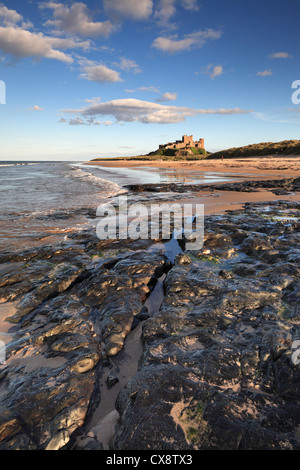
left=86, top=155, right=300, bottom=215
left=86, top=155, right=300, bottom=178
left=0, top=157, right=300, bottom=450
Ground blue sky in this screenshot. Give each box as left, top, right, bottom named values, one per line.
left=0, top=0, right=299, bottom=160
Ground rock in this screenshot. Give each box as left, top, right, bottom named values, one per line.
left=218, top=269, right=234, bottom=279
left=175, top=253, right=192, bottom=265
left=113, top=201, right=300, bottom=450
left=77, top=250, right=167, bottom=357
left=6, top=263, right=85, bottom=323
left=106, top=374, right=119, bottom=389
left=124, top=176, right=300, bottom=195
left=45, top=430, right=70, bottom=450
left=50, top=334, right=91, bottom=353
left=137, top=306, right=150, bottom=321
left=70, top=351, right=101, bottom=373
left=0, top=364, right=97, bottom=450
left=72, top=436, right=104, bottom=450
left=1, top=198, right=300, bottom=450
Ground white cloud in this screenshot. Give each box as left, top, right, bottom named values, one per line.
left=257, top=69, right=272, bottom=76
left=209, top=65, right=223, bottom=79
left=86, top=117, right=101, bottom=125
left=0, top=26, right=76, bottom=63
left=69, top=117, right=85, bottom=125
left=80, top=64, right=122, bottom=83
left=201, top=64, right=223, bottom=79
left=27, top=105, right=44, bottom=111
left=154, top=0, right=176, bottom=24
left=59, top=116, right=113, bottom=126
left=103, top=0, right=153, bottom=21
left=103, top=0, right=199, bottom=24
left=269, top=51, right=293, bottom=59
left=41, top=2, right=114, bottom=37
left=116, top=57, right=142, bottom=73
left=47, top=36, right=90, bottom=51
left=152, top=29, right=222, bottom=53
left=156, top=92, right=177, bottom=102
left=84, top=97, right=101, bottom=105
left=139, top=86, right=160, bottom=93
left=124, top=86, right=160, bottom=93
left=154, top=0, right=199, bottom=26
left=0, top=4, right=91, bottom=64
left=61, top=98, right=251, bottom=125
left=181, top=0, right=199, bottom=11
left=0, top=4, right=23, bottom=26
left=252, top=111, right=299, bottom=125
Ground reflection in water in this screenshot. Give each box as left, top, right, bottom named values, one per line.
left=144, top=167, right=233, bottom=184
left=85, top=164, right=243, bottom=186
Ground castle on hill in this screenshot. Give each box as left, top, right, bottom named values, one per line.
left=159, top=135, right=205, bottom=151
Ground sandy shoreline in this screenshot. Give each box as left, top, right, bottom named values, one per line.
left=1, top=158, right=300, bottom=449
left=86, top=156, right=300, bottom=179
left=86, top=156, right=300, bottom=215
left=176, top=189, right=300, bottom=215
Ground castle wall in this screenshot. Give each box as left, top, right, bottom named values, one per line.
left=159, top=135, right=204, bottom=150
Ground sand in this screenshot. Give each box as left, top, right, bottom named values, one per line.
left=176, top=190, right=300, bottom=215
left=86, top=156, right=300, bottom=215
left=88, top=322, right=145, bottom=449
left=86, top=155, right=300, bottom=179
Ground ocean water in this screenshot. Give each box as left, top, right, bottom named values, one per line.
left=0, top=161, right=127, bottom=252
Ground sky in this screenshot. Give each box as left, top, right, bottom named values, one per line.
left=0, top=0, right=299, bottom=161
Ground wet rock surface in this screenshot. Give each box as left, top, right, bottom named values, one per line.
left=0, top=195, right=300, bottom=450
left=0, top=233, right=167, bottom=449
left=114, top=200, right=300, bottom=450
left=125, top=176, right=300, bottom=195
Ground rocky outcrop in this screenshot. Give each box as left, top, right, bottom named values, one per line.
left=0, top=235, right=167, bottom=450
left=113, top=201, right=300, bottom=450
left=125, top=176, right=300, bottom=195
left=0, top=199, right=300, bottom=450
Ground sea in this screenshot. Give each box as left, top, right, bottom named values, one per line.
left=0, top=160, right=239, bottom=253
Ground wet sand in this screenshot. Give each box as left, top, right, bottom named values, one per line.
left=86, top=155, right=300, bottom=179
left=174, top=189, right=300, bottom=215
left=0, top=302, right=17, bottom=342
left=88, top=322, right=144, bottom=449
left=85, top=275, right=166, bottom=450
left=86, top=156, right=300, bottom=215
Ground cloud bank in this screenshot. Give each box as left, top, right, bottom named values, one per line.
left=0, top=4, right=90, bottom=63
left=61, top=98, right=251, bottom=125
left=79, top=63, right=123, bottom=83
left=41, top=2, right=114, bottom=37
left=152, top=28, right=222, bottom=53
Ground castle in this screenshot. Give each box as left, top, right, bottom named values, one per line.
left=159, top=135, right=204, bottom=151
